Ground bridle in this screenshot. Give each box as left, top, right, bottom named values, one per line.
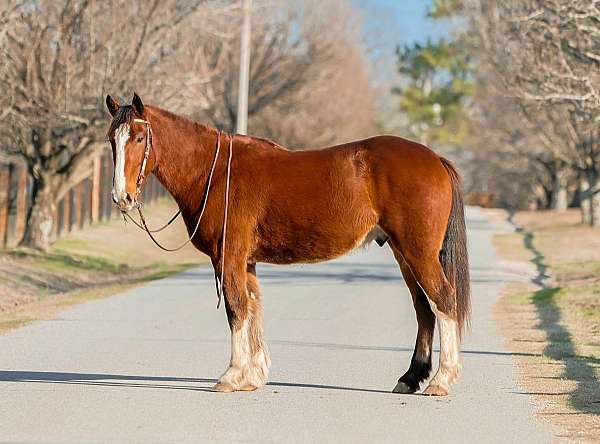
left=133, top=118, right=153, bottom=201
left=123, top=118, right=233, bottom=308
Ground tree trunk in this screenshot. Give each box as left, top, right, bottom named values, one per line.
left=533, top=184, right=546, bottom=210
left=591, top=192, right=600, bottom=227
left=581, top=197, right=591, bottom=225
left=550, top=173, right=568, bottom=211
left=20, top=176, right=57, bottom=251
left=580, top=178, right=600, bottom=227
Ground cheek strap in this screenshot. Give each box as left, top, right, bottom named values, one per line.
left=133, top=119, right=152, bottom=200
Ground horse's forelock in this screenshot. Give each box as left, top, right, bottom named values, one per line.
left=107, top=105, right=132, bottom=139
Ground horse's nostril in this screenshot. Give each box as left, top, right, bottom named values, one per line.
left=116, top=191, right=134, bottom=210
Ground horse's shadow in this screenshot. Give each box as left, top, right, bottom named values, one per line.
left=0, top=370, right=392, bottom=394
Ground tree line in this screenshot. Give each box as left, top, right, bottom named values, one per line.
left=0, top=0, right=376, bottom=251
left=395, top=0, right=600, bottom=226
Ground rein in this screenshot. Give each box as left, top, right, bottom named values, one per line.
left=123, top=121, right=233, bottom=308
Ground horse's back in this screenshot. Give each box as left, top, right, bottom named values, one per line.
left=319, top=134, right=453, bottom=210
left=246, top=134, right=452, bottom=264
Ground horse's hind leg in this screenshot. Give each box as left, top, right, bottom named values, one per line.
left=213, top=261, right=270, bottom=392
left=403, top=255, right=460, bottom=396
left=384, top=228, right=460, bottom=396
left=391, top=250, right=435, bottom=394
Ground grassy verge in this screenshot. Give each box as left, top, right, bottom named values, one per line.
left=490, top=209, right=600, bottom=442
left=0, top=199, right=206, bottom=333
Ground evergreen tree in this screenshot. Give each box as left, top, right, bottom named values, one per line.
left=392, top=0, right=472, bottom=146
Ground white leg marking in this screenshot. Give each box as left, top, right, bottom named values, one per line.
left=231, top=319, right=251, bottom=369
left=218, top=315, right=270, bottom=390
left=430, top=311, right=460, bottom=388
left=415, top=281, right=460, bottom=393
left=112, top=123, right=129, bottom=201
left=419, top=294, right=460, bottom=392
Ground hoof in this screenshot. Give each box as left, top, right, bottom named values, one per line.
left=240, top=384, right=258, bottom=392
left=212, top=382, right=236, bottom=393
left=392, top=381, right=416, bottom=394
left=422, top=384, right=449, bottom=396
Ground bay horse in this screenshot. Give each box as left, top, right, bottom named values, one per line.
left=106, top=93, right=470, bottom=396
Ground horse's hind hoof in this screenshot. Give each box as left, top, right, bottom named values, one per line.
left=240, top=384, right=258, bottom=392
left=212, top=382, right=236, bottom=393
left=421, top=384, right=449, bottom=396
left=392, top=381, right=416, bottom=394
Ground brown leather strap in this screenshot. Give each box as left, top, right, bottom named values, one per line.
left=128, top=130, right=223, bottom=252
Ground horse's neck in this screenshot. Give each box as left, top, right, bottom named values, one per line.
left=149, top=109, right=217, bottom=214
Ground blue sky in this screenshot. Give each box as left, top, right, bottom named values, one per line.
left=351, top=0, right=458, bottom=83
left=349, top=0, right=459, bottom=126
left=352, top=0, right=455, bottom=46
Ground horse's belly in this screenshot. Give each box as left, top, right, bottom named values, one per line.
left=252, top=221, right=382, bottom=265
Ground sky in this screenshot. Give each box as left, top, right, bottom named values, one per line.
left=351, top=0, right=458, bottom=82
left=349, top=0, right=459, bottom=128
left=353, top=0, right=456, bottom=46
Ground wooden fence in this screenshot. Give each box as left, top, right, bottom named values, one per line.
left=0, top=153, right=167, bottom=248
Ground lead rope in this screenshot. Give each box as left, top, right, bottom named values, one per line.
left=126, top=130, right=223, bottom=252
left=125, top=208, right=181, bottom=233
left=216, top=136, right=233, bottom=309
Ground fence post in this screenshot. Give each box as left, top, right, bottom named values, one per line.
left=57, top=198, right=64, bottom=237
left=14, top=165, right=27, bottom=243
left=64, top=189, right=72, bottom=232
left=103, top=154, right=113, bottom=220
left=74, top=182, right=83, bottom=230
left=153, top=176, right=159, bottom=202
left=0, top=165, right=12, bottom=248
left=91, top=157, right=101, bottom=223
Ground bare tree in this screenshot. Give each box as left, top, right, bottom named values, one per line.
left=461, top=0, right=600, bottom=221
left=0, top=0, right=233, bottom=250
left=196, top=0, right=377, bottom=147
left=0, top=0, right=376, bottom=251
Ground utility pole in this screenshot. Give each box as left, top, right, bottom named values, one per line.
left=236, top=0, right=252, bottom=135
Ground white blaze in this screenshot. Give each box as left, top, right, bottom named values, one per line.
left=112, top=123, right=130, bottom=201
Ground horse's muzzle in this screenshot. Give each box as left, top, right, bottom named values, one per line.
left=113, top=190, right=135, bottom=213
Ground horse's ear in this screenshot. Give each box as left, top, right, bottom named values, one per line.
left=106, top=94, right=120, bottom=117
left=132, top=92, right=144, bottom=115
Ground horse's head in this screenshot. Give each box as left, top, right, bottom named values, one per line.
left=106, top=92, right=156, bottom=213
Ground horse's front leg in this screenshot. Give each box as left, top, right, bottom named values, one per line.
left=213, top=261, right=270, bottom=392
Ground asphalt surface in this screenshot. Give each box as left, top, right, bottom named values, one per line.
left=0, top=207, right=557, bottom=443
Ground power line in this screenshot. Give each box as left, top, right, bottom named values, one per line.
left=236, top=0, right=252, bottom=135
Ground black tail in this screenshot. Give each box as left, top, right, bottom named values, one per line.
left=440, top=158, right=471, bottom=338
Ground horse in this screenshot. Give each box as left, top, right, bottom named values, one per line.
left=105, top=92, right=470, bottom=396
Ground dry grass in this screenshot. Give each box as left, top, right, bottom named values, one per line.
left=0, top=199, right=206, bottom=332
left=490, top=208, right=600, bottom=442
left=515, top=210, right=600, bottom=266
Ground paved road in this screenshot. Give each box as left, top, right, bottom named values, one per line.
left=0, top=208, right=557, bottom=443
